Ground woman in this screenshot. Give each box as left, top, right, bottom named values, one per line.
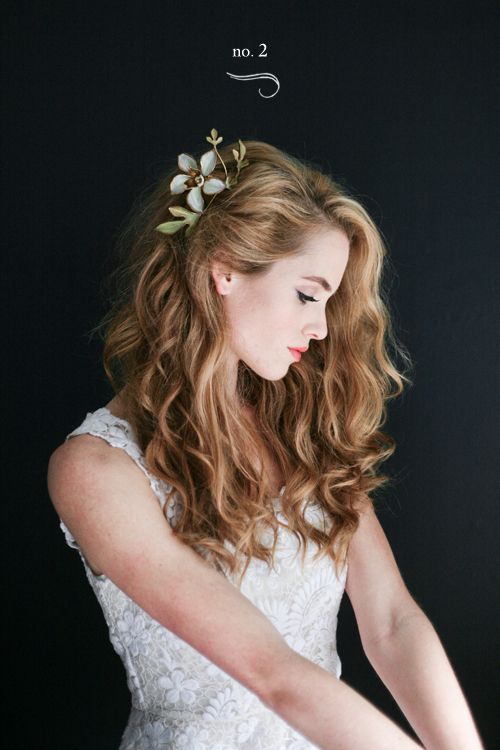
left=47, top=129, right=483, bottom=749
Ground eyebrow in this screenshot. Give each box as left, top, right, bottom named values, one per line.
left=300, top=276, right=332, bottom=292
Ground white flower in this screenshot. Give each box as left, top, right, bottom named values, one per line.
left=170, top=150, right=226, bottom=213
left=237, top=715, right=259, bottom=742
left=116, top=609, right=151, bottom=656
left=158, top=668, right=198, bottom=704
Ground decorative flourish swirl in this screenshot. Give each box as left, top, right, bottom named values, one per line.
left=226, top=71, right=280, bottom=99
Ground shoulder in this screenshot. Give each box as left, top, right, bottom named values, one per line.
left=47, top=432, right=161, bottom=520
left=48, top=433, right=128, bottom=489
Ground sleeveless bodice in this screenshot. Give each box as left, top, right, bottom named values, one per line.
left=58, top=407, right=348, bottom=749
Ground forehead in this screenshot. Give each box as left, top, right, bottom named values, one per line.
left=272, top=228, right=350, bottom=281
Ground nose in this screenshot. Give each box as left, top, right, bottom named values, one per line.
left=307, top=330, right=328, bottom=342
left=304, top=315, right=328, bottom=342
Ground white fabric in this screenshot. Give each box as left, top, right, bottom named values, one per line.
left=59, top=407, right=348, bottom=749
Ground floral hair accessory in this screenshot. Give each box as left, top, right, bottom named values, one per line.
left=155, top=128, right=249, bottom=237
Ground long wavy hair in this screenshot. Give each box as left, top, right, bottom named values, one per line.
left=90, top=135, right=414, bottom=586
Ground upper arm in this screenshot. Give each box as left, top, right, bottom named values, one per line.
left=47, top=438, right=290, bottom=703
left=345, top=501, right=422, bottom=653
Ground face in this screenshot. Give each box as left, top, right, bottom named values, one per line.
left=211, top=227, right=350, bottom=388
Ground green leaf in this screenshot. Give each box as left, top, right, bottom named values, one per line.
left=169, top=205, right=197, bottom=218
left=206, top=129, right=223, bottom=146
left=155, top=220, right=186, bottom=234
left=185, top=215, right=201, bottom=236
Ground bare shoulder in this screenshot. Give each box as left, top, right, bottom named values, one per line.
left=49, top=433, right=134, bottom=498
left=47, top=390, right=130, bottom=475
left=47, top=432, right=166, bottom=518
left=47, top=431, right=173, bottom=575
left=49, top=432, right=114, bottom=471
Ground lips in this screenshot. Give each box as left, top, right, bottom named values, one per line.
left=288, top=347, right=303, bottom=361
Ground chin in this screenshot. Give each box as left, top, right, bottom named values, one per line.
left=252, top=363, right=290, bottom=382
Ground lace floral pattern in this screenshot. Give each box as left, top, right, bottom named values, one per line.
left=58, top=407, right=348, bottom=749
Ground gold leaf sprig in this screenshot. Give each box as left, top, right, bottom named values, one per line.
left=155, top=128, right=249, bottom=237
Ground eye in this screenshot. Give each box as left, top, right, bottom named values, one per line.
left=296, top=290, right=320, bottom=305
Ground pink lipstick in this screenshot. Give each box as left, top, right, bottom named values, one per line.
left=288, top=347, right=303, bottom=361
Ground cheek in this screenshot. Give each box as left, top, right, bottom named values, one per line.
left=230, top=290, right=297, bottom=348
left=271, top=305, right=298, bottom=333
left=260, top=298, right=295, bottom=333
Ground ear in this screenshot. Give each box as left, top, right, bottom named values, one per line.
left=210, top=262, right=234, bottom=296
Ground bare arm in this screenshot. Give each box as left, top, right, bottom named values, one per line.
left=364, top=609, right=484, bottom=750
left=269, top=651, right=424, bottom=749
left=48, top=438, right=422, bottom=750
left=345, top=501, right=484, bottom=750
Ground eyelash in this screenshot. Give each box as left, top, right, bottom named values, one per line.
left=296, top=290, right=320, bottom=305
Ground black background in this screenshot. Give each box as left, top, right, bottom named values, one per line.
left=3, top=1, right=498, bottom=748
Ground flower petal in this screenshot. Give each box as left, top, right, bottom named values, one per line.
left=203, top=178, right=226, bottom=195
left=187, top=186, right=204, bottom=213
left=200, top=149, right=217, bottom=176
left=178, top=153, right=198, bottom=173
left=170, top=174, right=190, bottom=194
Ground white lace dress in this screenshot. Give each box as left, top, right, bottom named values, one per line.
left=58, top=407, right=348, bottom=749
